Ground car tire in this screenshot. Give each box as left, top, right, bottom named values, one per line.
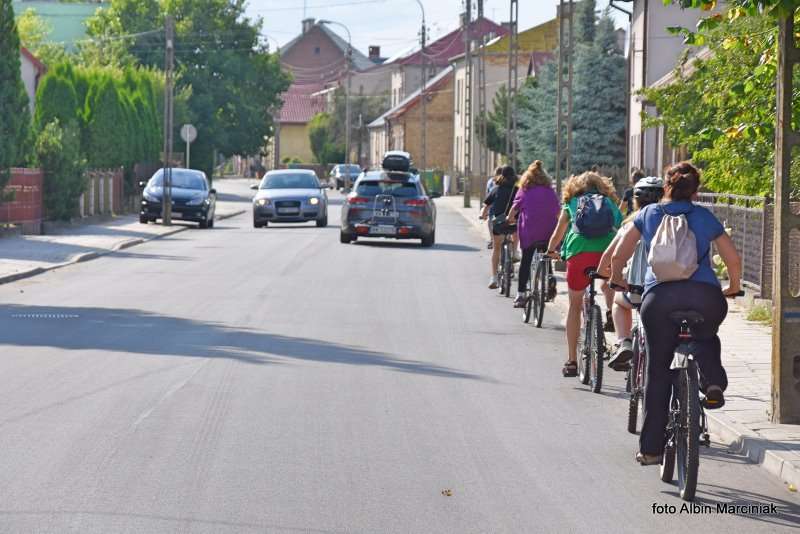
left=421, top=231, right=435, bottom=247
left=340, top=231, right=352, bottom=243
left=316, top=215, right=328, bottom=228
left=199, top=218, right=209, bottom=229
left=139, top=215, right=150, bottom=224
left=208, top=217, right=215, bottom=228
left=254, top=220, right=264, bottom=228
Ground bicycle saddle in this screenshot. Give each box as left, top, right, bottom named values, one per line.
left=668, top=310, right=705, bottom=325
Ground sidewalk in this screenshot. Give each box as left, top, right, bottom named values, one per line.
left=0, top=202, right=245, bottom=285
left=439, top=194, right=800, bottom=490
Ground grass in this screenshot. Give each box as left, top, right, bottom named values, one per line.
left=746, top=303, right=772, bottom=326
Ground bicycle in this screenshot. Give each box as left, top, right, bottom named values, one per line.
left=523, top=247, right=556, bottom=327
left=578, top=269, right=606, bottom=393
left=610, top=283, right=646, bottom=434
left=659, top=291, right=744, bottom=502
left=497, top=233, right=515, bottom=298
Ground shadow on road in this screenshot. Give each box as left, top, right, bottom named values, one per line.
left=0, top=304, right=487, bottom=382
left=353, top=241, right=479, bottom=252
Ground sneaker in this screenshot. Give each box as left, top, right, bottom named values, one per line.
left=547, top=274, right=557, bottom=301
left=609, top=338, right=634, bottom=371
left=604, top=310, right=615, bottom=333
left=488, top=275, right=498, bottom=289
left=513, top=292, right=527, bottom=308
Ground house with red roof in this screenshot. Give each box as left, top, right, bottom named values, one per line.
left=20, top=47, right=46, bottom=115
left=269, top=18, right=374, bottom=167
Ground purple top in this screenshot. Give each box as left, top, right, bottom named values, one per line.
left=511, top=185, right=560, bottom=249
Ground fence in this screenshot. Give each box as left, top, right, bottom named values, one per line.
left=694, top=193, right=771, bottom=296
left=0, top=168, right=43, bottom=234
left=78, top=169, right=123, bottom=218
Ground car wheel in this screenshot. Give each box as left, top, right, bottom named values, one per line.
left=421, top=230, right=435, bottom=247
left=340, top=231, right=352, bottom=243
left=139, top=215, right=150, bottom=224
left=208, top=217, right=215, bottom=228
left=254, top=220, right=264, bottom=228
left=199, top=218, right=208, bottom=229
left=316, top=215, right=328, bottom=228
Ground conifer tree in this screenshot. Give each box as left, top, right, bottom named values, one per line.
left=0, top=0, right=32, bottom=184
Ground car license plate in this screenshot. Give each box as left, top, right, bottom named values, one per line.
left=278, top=207, right=299, bottom=214
left=370, top=225, right=396, bottom=235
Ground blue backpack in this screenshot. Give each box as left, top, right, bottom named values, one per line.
left=572, top=193, right=614, bottom=238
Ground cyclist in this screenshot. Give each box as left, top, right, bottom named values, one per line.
left=619, top=168, right=646, bottom=216
left=597, top=176, right=664, bottom=371
left=609, top=161, right=742, bottom=465
left=507, top=160, right=560, bottom=308
left=546, top=171, right=622, bottom=377
left=480, top=165, right=519, bottom=289
left=485, top=166, right=502, bottom=249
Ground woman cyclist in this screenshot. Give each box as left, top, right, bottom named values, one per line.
left=507, top=161, right=560, bottom=308
left=597, top=176, right=664, bottom=371
left=610, top=162, right=742, bottom=465
left=481, top=165, right=520, bottom=289
left=546, top=171, right=622, bottom=377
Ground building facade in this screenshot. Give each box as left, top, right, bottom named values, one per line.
left=20, top=47, right=46, bottom=115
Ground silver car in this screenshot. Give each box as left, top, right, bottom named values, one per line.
left=251, top=169, right=328, bottom=228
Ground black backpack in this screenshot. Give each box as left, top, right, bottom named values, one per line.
left=572, top=193, right=614, bottom=238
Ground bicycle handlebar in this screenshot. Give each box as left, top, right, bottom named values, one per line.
left=726, top=290, right=746, bottom=299
left=610, top=282, right=644, bottom=295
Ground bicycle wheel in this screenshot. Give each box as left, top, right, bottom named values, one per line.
left=677, top=361, right=700, bottom=501
left=578, top=302, right=592, bottom=385
left=533, top=259, right=546, bottom=328
left=523, top=264, right=534, bottom=323
left=661, top=386, right=678, bottom=482
left=502, top=244, right=513, bottom=297
left=627, top=328, right=641, bottom=434
left=589, top=304, right=605, bottom=393
left=498, top=245, right=507, bottom=296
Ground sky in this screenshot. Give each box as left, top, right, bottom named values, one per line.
left=245, top=0, right=628, bottom=57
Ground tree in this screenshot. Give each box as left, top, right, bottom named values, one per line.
left=478, top=81, right=535, bottom=169
left=85, top=0, right=292, bottom=177
left=518, top=60, right=558, bottom=172
left=576, top=0, right=597, bottom=45
left=308, top=112, right=343, bottom=165
left=35, top=119, right=87, bottom=220
left=34, top=71, right=79, bottom=132
left=16, top=8, right=67, bottom=66
left=0, top=0, right=32, bottom=184
left=84, top=76, right=129, bottom=168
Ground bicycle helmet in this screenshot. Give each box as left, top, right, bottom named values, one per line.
left=633, top=176, right=664, bottom=206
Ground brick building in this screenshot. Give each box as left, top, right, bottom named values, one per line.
left=368, top=67, right=454, bottom=172
left=269, top=18, right=374, bottom=167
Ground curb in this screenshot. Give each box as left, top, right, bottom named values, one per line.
left=0, top=209, right=245, bottom=286
left=442, top=199, right=800, bottom=491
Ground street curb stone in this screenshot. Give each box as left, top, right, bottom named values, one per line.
left=440, top=197, right=800, bottom=490
left=0, top=209, right=246, bottom=286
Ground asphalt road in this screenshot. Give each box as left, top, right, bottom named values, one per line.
left=0, top=179, right=797, bottom=533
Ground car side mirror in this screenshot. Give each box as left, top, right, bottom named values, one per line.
left=250, top=184, right=258, bottom=190
left=429, top=191, right=442, bottom=199
left=209, top=188, right=217, bottom=195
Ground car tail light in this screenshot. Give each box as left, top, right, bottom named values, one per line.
left=398, top=226, right=412, bottom=235
left=347, top=196, right=369, bottom=204
left=355, top=225, right=370, bottom=235
left=404, top=198, right=427, bottom=207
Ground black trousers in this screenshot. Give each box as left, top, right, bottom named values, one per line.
left=518, top=242, right=548, bottom=292
left=639, top=281, right=728, bottom=454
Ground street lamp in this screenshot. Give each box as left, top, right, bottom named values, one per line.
left=413, top=0, right=427, bottom=174
left=319, top=19, right=354, bottom=191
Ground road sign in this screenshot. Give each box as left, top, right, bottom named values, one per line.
left=180, top=124, right=197, bottom=144
left=180, top=124, right=197, bottom=169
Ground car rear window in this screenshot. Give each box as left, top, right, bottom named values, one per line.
left=356, top=181, right=419, bottom=197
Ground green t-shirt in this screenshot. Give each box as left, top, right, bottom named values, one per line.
left=561, top=195, right=623, bottom=260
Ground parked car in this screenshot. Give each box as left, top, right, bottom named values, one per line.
left=339, top=170, right=439, bottom=246
left=139, top=168, right=216, bottom=228
left=251, top=169, right=328, bottom=228
left=330, top=164, right=361, bottom=189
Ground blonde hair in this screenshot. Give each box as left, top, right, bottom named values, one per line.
left=562, top=171, right=619, bottom=204
left=518, top=160, right=551, bottom=189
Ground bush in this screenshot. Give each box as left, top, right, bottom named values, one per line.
left=746, top=303, right=772, bottom=326
left=34, top=72, right=79, bottom=132
left=35, top=119, right=87, bottom=221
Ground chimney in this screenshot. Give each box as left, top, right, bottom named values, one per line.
left=369, top=46, right=381, bottom=60
left=302, top=18, right=315, bottom=34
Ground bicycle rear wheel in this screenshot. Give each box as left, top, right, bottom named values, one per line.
left=578, top=307, right=592, bottom=385
left=523, top=265, right=534, bottom=323
left=589, top=305, right=605, bottom=393
left=677, top=361, right=700, bottom=501
left=502, top=244, right=513, bottom=297
left=533, top=259, right=546, bottom=328
left=498, top=245, right=507, bottom=296
left=627, top=327, right=641, bottom=434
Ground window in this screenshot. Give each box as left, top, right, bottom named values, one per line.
left=314, top=47, right=321, bottom=55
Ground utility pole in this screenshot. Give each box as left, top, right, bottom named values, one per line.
left=162, top=15, right=175, bottom=226
left=772, top=11, right=800, bottom=424
left=477, top=0, right=488, bottom=188
left=463, top=0, right=473, bottom=208
left=345, top=45, right=353, bottom=190
left=555, top=0, right=574, bottom=194
left=505, top=0, right=519, bottom=173
left=419, top=8, right=427, bottom=174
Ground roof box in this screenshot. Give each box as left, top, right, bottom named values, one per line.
left=382, top=150, right=412, bottom=172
